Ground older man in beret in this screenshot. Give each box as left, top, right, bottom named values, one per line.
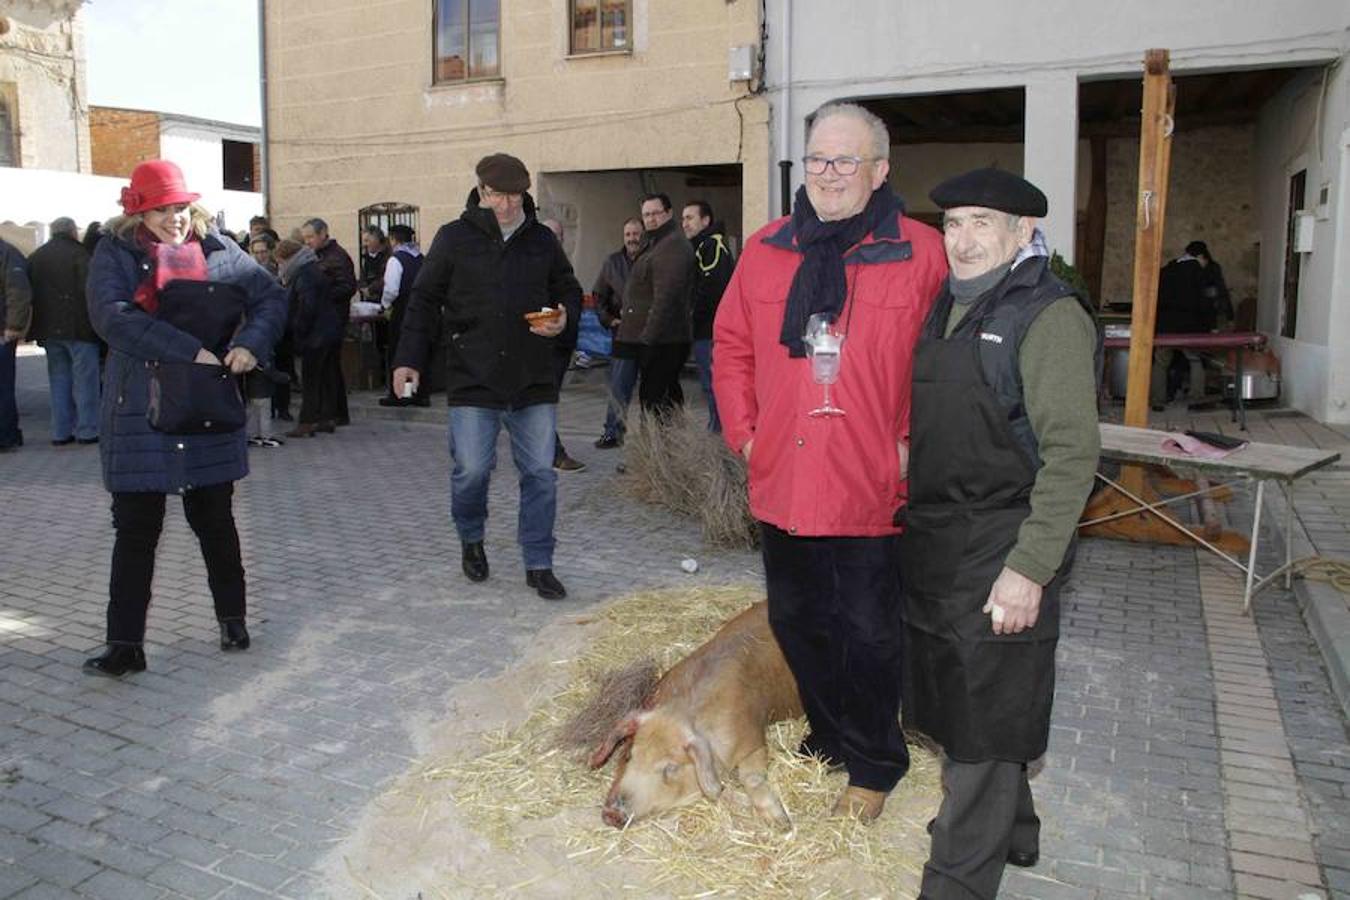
left=393, top=153, right=582, bottom=600
left=902, top=168, right=1101, bottom=899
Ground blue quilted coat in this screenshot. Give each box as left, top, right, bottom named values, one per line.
left=87, top=229, right=286, bottom=493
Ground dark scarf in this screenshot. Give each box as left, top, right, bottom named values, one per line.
left=779, top=183, right=899, bottom=357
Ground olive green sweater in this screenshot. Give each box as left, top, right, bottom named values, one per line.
left=945, top=295, right=1100, bottom=585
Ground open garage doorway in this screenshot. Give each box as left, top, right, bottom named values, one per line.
left=536, top=164, right=742, bottom=293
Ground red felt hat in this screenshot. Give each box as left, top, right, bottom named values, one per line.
left=120, top=160, right=201, bottom=215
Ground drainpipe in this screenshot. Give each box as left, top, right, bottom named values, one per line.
left=777, top=0, right=792, bottom=216
left=257, top=0, right=269, bottom=212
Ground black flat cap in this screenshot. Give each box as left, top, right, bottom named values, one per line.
left=475, top=153, right=531, bottom=193
left=929, top=168, right=1047, bottom=217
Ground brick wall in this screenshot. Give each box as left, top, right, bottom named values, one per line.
left=89, top=107, right=160, bottom=177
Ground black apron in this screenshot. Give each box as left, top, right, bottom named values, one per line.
left=901, top=319, right=1061, bottom=764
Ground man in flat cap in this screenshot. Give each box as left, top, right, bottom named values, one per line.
left=393, top=153, right=582, bottom=600
left=903, top=167, right=1101, bottom=899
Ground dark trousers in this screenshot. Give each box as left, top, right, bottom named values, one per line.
left=272, top=333, right=295, bottom=417
left=107, top=484, right=245, bottom=645
left=385, top=304, right=427, bottom=402
left=759, top=522, right=909, bottom=791
left=0, top=338, right=20, bottom=448
left=298, top=344, right=341, bottom=425
left=552, top=347, right=571, bottom=460
left=638, top=342, right=689, bottom=419
left=921, top=759, right=1038, bottom=900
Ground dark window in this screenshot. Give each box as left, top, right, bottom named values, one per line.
left=1281, top=169, right=1306, bottom=339
left=222, top=140, right=256, bottom=191
left=0, top=87, right=17, bottom=167
left=570, top=0, right=630, bottom=54
left=434, top=0, right=500, bottom=83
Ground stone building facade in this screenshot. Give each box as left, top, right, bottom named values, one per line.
left=263, top=0, right=769, bottom=286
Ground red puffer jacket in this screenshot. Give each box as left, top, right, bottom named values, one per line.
left=713, top=209, right=947, bottom=537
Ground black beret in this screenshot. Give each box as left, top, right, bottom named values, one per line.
left=474, top=153, right=531, bottom=193
left=929, top=168, right=1047, bottom=217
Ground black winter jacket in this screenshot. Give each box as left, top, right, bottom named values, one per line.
left=392, top=190, right=583, bottom=409
left=29, top=234, right=97, bottom=343
left=288, top=260, right=342, bottom=353
left=690, top=223, right=735, bottom=341
left=315, top=239, right=357, bottom=325
left=0, top=238, right=31, bottom=334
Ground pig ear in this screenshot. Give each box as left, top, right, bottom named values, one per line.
left=588, top=711, right=643, bottom=769
left=684, top=731, right=722, bottom=799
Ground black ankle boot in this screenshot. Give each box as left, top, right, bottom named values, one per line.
left=83, top=645, right=146, bottom=677
left=220, top=621, right=250, bottom=651
left=462, top=542, right=489, bottom=582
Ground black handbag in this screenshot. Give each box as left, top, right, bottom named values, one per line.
left=146, top=360, right=246, bottom=435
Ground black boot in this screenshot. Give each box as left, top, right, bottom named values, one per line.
left=220, top=621, right=250, bottom=651
left=525, top=568, right=567, bottom=600
left=83, top=644, right=147, bottom=677
left=462, top=542, right=489, bottom=582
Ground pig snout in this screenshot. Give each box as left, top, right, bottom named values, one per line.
left=601, top=794, right=631, bottom=828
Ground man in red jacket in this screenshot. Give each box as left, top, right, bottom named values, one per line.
left=713, top=102, right=947, bottom=821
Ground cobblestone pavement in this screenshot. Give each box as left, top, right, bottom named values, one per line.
left=2, top=352, right=1347, bottom=899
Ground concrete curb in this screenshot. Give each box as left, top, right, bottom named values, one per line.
left=1263, top=487, right=1350, bottom=720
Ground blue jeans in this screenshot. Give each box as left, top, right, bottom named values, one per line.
left=0, top=339, right=19, bottom=448
left=692, top=338, right=720, bottom=433
left=448, top=403, right=558, bottom=570
left=601, top=356, right=640, bottom=439
left=45, top=339, right=101, bottom=441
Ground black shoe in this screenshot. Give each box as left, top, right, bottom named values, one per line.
left=219, top=621, right=250, bottom=651
left=1006, top=848, right=1039, bottom=868
left=462, top=542, right=489, bottom=582
left=378, top=396, right=408, bottom=407
left=76, top=436, right=99, bottom=445
left=594, top=434, right=623, bottom=449
left=51, top=437, right=75, bottom=446
left=83, top=645, right=147, bottom=677
left=525, top=568, right=567, bottom=600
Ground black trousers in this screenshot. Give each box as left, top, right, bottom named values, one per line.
left=272, top=332, right=295, bottom=416
left=759, top=522, right=909, bottom=791
left=107, top=483, right=245, bottom=645
left=638, top=342, right=689, bottom=419
left=921, top=759, right=1038, bottom=900
left=299, top=345, right=342, bottom=425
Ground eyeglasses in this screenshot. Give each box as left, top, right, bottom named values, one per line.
left=480, top=187, right=522, bottom=201
left=802, top=155, right=874, bottom=176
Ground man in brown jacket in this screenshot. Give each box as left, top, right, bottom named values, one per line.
left=619, top=193, right=696, bottom=418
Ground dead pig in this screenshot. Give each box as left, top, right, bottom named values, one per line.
left=588, top=601, right=804, bottom=829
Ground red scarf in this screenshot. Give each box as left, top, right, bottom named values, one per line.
left=133, top=226, right=208, bottom=314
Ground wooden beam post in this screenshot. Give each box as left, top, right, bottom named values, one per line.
left=1123, top=49, right=1175, bottom=429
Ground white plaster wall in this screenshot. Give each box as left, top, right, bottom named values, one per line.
left=1254, top=62, right=1350, bottom=421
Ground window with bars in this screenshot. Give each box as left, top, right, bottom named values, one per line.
left=434, top=0, right=500, bottom=83
left=570, top=0, right=631, bottom=54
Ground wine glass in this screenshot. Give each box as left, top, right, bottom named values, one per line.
left=804, top=313, right=846, bottom=418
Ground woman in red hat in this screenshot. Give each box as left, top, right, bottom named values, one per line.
left=82, top=160, right=287, bottom=677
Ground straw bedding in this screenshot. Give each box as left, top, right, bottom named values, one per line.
left=358, top=585, right=942, bottom=898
